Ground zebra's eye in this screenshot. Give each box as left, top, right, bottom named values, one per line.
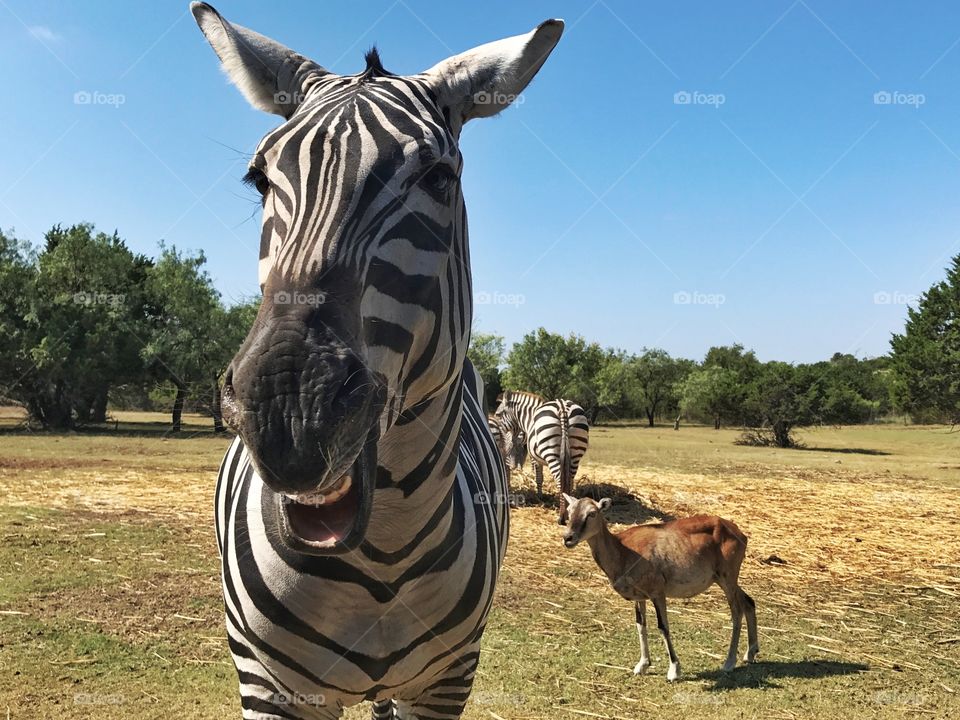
left=421, top=165, right=457, bottom=200
left=243, top=167, right=270, bottom=198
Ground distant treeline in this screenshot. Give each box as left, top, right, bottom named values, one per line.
left=470, top=257, right=960, bottom=448
left=3, top=224, right=958, bottom=445
left=0, top=224, right=259, bottom=431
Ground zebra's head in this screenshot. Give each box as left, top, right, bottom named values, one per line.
left=495, top=406, right=527, bottom=470
left=192, top=3, right=562, bottom=554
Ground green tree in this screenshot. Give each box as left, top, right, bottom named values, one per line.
left=890, top=256, right=960, bottom=423
left=467, top=332, right=505, bottom=413
left=678, top=366, right=741, bottom=429
left=7, top=224, right=150, bottom=429
left=503, top=329, right=605, bottom=414
left=741, top=362, right=818, bottom=447
left=142, top=244, right=224, bottom=432
left=631, top=349, right=692, bottom=427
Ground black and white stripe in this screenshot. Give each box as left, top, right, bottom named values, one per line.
left=192, top=4, right=562, bottom=719
left=496, top=391, right=590, bottom=524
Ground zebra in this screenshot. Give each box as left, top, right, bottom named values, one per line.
left=496, top=391, right=590, bottom=525
left=190, top=4, right=563, bottom=719
left=487, top=406, right=527, bottom=473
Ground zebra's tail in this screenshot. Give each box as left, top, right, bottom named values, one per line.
left=559, top=402, right=572, bottom=523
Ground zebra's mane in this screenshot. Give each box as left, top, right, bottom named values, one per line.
left=361, top=47, right=389, bottom=79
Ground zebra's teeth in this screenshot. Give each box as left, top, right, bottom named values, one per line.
left=288, top=474, right=353, bottom=507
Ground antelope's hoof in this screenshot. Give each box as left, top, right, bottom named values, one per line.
left=666, top=664, right=681, bottom=682
left=721, top=659, right=737, bottom=673
left=633, top=659, right=650, bottom=675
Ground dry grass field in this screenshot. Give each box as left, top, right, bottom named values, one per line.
left=1, top=409, right=958, bottom=719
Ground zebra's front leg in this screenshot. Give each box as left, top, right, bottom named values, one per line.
left=405, top=654, right=478, bottom=719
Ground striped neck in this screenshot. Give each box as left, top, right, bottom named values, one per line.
left=362, top=371, right=465, bottom=554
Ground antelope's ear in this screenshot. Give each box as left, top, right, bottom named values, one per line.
left=422, top=19, right=563, bottom=129
left=562, top=492, right=577, bottom=508
left=598, top=498, right=612, bottom=512
left=190, top=2, right=329, bottom=118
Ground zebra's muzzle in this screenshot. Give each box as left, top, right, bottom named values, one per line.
left=275, top=429, right=378, bottom=555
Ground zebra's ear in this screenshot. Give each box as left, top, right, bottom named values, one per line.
left=190, top=2, right=328, bottom=119
left=423, top=19, right=563, bottom=126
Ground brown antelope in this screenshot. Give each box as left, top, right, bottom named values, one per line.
left=562, top=494, right=758, bottom=681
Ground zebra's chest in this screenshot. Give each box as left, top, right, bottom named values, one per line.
left=215, top=427, right=506, bottom=700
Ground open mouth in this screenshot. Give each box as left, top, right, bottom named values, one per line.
left=275, top=434, right=377, bottom=555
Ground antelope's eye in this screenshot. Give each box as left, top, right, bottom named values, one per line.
left=421, top=165, right=457, bottom=199
left=243, top=167, right=270, bottom=197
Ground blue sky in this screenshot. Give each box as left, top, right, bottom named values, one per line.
left=3, top=1, right=960, bottom=363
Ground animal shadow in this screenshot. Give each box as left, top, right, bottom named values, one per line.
left=696, top=659, right=868, bottom=690
left=576, top=480, right=674, bottom=524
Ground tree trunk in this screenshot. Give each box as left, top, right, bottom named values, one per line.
left=589, top=405, right=602, bottom=425
left=211, top=377, right=225, bottom=433
left=172, top=383, right=186, bottom=433
left=646, top=410, right=655, bottom=427
left=773, top=421, right=792, bottom=448
left=91, top=386, right=109, bottom=424
left=673, top=415, right=680, bottom=431
left=714, top=414, right=721, bottom=430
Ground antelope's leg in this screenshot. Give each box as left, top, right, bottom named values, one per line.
left=720, top=583, right=744, bottom=672
left=742, top=589, right=759, bottom=662
left=633, top=600, right=651, bottom=675
left=651, top=595, right=680, bottom=681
